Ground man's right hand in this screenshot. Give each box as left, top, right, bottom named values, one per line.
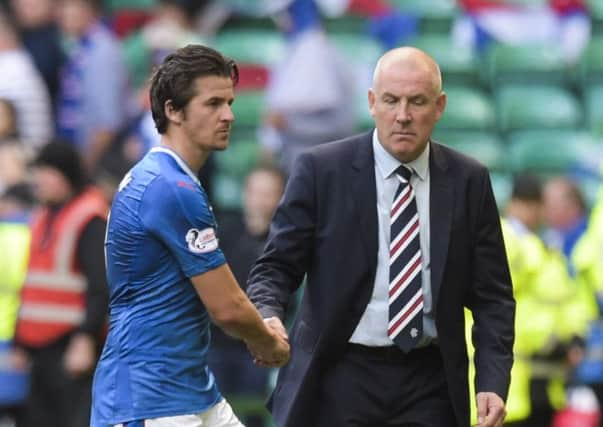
left=247, top=319, right=290, bottom=368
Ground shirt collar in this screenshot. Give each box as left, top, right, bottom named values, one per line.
left=372, top=129, right=429, bottom=181
left=150, top=146, right=201, bottom=187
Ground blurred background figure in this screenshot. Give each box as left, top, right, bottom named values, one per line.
left=0, top=9, right=53, bottom=156
left=11, top=141, right=109, bottom=427
left=0, top=98, right=28, bottom=197
left=55, top=0, right=130, bottom=173
left=452, top=0, right=590, bottom=64
left=208, top=165, right=286, bottom=427
left=0, top=183, right=33, bottom=427
left=258, top=0, right=356, bottom=171
left=9, top=0, right=65, bottom=106
left=122, top=0, right=211, bottom=90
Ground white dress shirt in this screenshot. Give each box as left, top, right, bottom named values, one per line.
left=349, top=130, right=437, bottom=346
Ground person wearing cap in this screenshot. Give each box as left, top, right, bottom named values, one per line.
left=11, top=139, right=109, bottom=427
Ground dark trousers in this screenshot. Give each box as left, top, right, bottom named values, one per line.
left=315, top=344, right=458, bottom=427
left=18, top=336, right=93, bottom=427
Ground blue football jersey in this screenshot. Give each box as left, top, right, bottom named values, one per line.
left=91, top=147, right=226, bottom=426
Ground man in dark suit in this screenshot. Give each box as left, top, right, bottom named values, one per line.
left=247, top=47, right=515, bottom=427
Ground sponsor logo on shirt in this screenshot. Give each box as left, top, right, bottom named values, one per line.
left=185, top=227, right=218, bottom=254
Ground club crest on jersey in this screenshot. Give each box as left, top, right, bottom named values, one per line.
left=185, top=227, right=218, bottom=253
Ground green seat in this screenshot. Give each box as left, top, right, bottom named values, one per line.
left=587, top=0, right=603, bottom=35
left=579, top=37, right=603, bottom=87
left=323, top=15, right=369, bottom=34
left=329, top=33, right=383, bottom=66
left=107, top=0, right=156, bottom=11
left=437, top=86, right=496, bottom=131
left=585, top=84, right=603, bottom=136
left=214, top=138, right=259, bottom=178
left=232, top=90, right=265, bottom=129
left=433, top=131, right=505, bottom=171
left=409, top=35, right=479, bottom=86
left=484, top=43, right=567, bottom=88
left=390, top=0, right=457, bottom=34
left=496, top=85, right=582, bottom=132
left=215, top=30, right=286, bottom=66
left=507, top=129, right=599, bottom=174
left=490, top=172, right=513, bottom=209
left=211, top=173, right=243, bottom=212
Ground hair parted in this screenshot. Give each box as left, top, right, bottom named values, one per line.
left=149, top=44, right=239, bottom=134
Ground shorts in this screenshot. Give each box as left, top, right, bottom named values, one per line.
left=114, top=399, right=245, bottom=427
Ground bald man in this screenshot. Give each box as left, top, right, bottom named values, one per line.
left=247, top=47, right=515, bottom=427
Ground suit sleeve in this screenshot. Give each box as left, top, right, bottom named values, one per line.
left=467, top=170, right=515, bottom=401
left=247, top=152, right=316, bottom=321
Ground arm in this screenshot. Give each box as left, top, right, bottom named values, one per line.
left=192, top=263, right=289, bottom=366
left=467, top=171, right=515, bottom=426
left=64, top=216, right=109, bottom=377
left=247, top=152, right=316, bottom=321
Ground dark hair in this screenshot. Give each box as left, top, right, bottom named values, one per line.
left=149, top=44, right=238, bottom=134
left=32, top=139, right=89, bottom=192
left=511, top=173, right=542, bottom=202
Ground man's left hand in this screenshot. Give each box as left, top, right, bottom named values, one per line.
left=476, top=392, right=506, bottom=427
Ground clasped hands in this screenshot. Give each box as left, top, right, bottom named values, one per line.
left=247, top=316, right=290, bottom=368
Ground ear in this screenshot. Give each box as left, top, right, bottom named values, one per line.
left=434, top=91, right=447, bottom=121
left=368, top=88, right=376, bottom=118
left=164, top=100, right=183, bottom=126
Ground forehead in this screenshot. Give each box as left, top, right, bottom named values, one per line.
left=375, top=65, right=437, bottom=97
left=192, top=75, right=235, bottom=99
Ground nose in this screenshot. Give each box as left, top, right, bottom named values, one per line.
left=395, top=102, right=411, bottom=124
left=222, top=104, right=235, bottom=122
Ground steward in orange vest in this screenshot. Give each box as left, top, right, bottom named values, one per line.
left=12, top=141, right=109, bottom=427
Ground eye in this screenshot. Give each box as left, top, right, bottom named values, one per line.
left=411, top=97, right=426, bottom=105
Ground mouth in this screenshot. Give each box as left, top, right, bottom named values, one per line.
left=392, top=131, right=415, bottom=137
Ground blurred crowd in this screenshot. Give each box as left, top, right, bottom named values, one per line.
left=0, top=0, right=603, bottom=426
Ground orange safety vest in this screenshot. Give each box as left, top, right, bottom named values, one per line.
left=15, top=187, right=108, bottom=348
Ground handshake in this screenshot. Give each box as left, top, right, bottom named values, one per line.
left=246, top=316, right=291, bottom=368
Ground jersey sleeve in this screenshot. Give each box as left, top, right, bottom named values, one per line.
left=140, top=176, right=226, bottom=278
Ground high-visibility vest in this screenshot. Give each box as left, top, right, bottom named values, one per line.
left=15, top=187, right=107, bottom=348
left=0, top=221, right=30, bottom=341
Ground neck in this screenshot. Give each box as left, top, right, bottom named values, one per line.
left=160, top=134, right=209, bottom=174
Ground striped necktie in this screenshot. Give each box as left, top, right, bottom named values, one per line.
left=388, top=165, right=423, bottom=351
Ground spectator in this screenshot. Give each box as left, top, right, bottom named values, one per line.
left=12, top=140, right=109, bottom=427
left=9, top=0, right=65, bottom=104
left=258, top=0, right=356, bottom=171
left=209, top=166, right=286, bottom=427
left=55, top=0, right=130, bottom=173
left=0, top=10, right=53, bottom=155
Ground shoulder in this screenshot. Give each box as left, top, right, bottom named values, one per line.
left=431, top=140, right=490, bottom=179
left=296, top=131, right=371, bottom=169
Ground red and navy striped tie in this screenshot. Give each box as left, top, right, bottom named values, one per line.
left=388, top=165, right=423, bottom=351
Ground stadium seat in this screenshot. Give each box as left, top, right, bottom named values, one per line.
left=579, top=37, right=603, bottom=87
left=329, top=33, right=384, bottom=66
left=214, top=29, right=286, bottom=66
left=213, top=138, right=259, bottom=179
left=231, top=90, right=265, bottom=129
left=211, top=173, right=243, bottom=212
left=107, top=0, right=156, bottom=11
left=496, top=85, right=582, bottom=132
left=585, top=84, right=603, bottom=136
left=588, top=0, right=603, bottom=35
left=433, top=131, right=506, bottom=171
left=484, top=43, right=567, bottom=88
left=507, top=129, right=599, bottom=174
left=409, top=35, right=479, bottom=86
left=437, top=86, right=496, bottom=131
left=490, top=172, right=513, bottom=209
left=389, top=0, right=457, bottom=34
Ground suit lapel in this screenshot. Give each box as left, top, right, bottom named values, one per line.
left=350, top=133, right=378, bottom=268
left=429, top=142, right=453, bottom=309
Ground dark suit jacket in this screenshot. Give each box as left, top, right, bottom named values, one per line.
left=247, top=131, right=515, bottom=427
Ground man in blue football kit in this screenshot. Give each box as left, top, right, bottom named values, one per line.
left=91, top=45, right=290, bottom=427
